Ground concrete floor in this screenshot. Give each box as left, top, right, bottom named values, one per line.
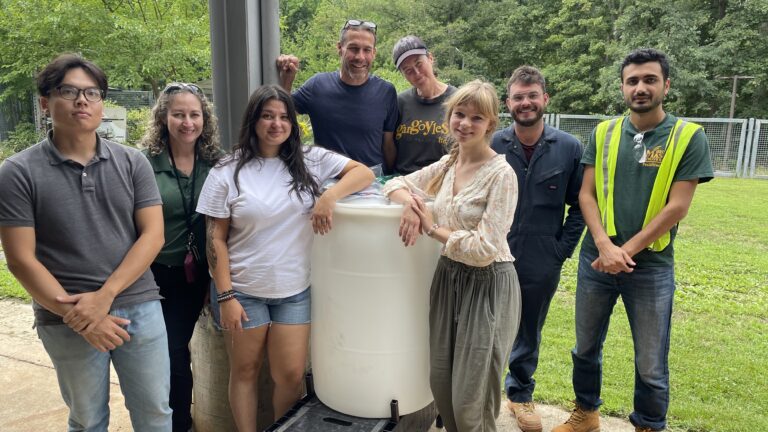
left=0, top=299, right=635, bottom=432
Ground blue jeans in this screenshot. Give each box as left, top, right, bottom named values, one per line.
left=37, top=300, right=172, bottom=432
left=572, top=251, right=674, bottom=431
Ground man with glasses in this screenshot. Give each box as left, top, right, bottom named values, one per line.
left=491, top=65, right=585, bottom=432
left=553, top=49, right=713, bottom=432
left=0, top=54, right=171, bottom=430
left=277, top=19, right=398, bottom=173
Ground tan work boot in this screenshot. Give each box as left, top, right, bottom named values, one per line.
left=506, top=400, right=542, bottom=432
left=551, top=402, right=600, bottom=432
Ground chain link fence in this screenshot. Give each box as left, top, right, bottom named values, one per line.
left=746, top=120, right=768, bottom=179
left=685, top=117, right=747, bottom=176
left=106, top=89, right=155, bottom=109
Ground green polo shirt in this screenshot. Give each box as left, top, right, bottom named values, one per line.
left=144, top=148, right=215, bottom=267
left=581, top=113, right=714, bottom=267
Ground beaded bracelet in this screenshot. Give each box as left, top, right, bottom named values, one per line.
left=216, top=289, right=234, bottom=300
left=217, top=290, right=236, bottom=303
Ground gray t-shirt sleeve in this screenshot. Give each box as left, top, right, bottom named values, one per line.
left=0, top=160, right=34, bottom=227
left=130, top=150, right=162, bottom=210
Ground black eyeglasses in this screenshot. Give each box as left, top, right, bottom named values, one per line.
left=633, top=132, right=647, bottom=164
left=343, top=19, right=377, bottom=35
left=162, top=82, right=203, bottom=95
left=55, top=85, right=104, bottom=102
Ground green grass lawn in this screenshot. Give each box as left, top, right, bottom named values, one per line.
left=532, top=178, right=768, bottom=432
left=1, top=178, right=766, bottom=431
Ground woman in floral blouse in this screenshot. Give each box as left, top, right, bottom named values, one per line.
left=382, top=80, right=521, bottom=432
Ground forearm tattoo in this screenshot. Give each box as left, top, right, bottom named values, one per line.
left=206, top=216, right=218, bottom=269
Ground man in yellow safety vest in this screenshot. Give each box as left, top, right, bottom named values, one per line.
left=553, top=49, right=714, bottom=432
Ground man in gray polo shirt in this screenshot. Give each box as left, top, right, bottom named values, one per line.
left=0, top=54, right=171, bottom=431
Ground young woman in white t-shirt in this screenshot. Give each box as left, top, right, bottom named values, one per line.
left=196, top=85, right=373, bottom=429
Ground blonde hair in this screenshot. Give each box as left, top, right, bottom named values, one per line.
left=426, top=80, right=499, bottom=195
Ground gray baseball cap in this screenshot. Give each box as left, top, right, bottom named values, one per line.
left=392, top=35, right=428, bottom=69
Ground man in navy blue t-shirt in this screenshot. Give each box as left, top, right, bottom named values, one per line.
left=277, top=20, right=398, bottom=172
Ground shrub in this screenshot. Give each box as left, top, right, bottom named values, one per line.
left=298, top=114, right=313, bottom=144
left=126, top=107, right=151, bottom=147
left=0, top=122, right=44, bottom=160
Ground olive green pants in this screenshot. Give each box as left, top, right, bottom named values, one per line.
left=429, top=257, right=521, bottom=432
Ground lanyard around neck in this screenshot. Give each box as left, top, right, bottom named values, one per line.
left=167, top=142, right=198, bottom=235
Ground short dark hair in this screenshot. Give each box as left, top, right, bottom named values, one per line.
left=36, top=53, right=108, bottom=98
left=620, top=48, right=670, bottom=81
left=507, top=65, right=546, bottom=94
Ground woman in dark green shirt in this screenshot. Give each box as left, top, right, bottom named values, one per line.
left=141, top=82, right=222, bottom=432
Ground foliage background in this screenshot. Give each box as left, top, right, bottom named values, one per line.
left=0, top=0, right=766, bottom=120
left=279, top=0, right=768, bottom=118
left=0, top=0, right=211, bottom=99
left=1, top=0, right=767, bottom=153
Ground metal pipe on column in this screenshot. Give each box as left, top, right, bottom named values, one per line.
left=260, top=1, right=281, bottom=87
left=208, top=0, right=280, bottom=150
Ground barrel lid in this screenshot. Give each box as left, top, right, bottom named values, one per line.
left=337, top=195, right=397, bottom=208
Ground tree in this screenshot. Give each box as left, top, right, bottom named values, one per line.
left=709, top=0, right=768, bottom=118
left=0, top=0, right=211, bottom=101
left=2, top=0, right=766, bottom=119
left=103, top=0, right=211, bottom=96
left=0, top=0, right=111, bottom=101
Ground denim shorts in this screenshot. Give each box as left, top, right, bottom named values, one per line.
left=210, top=284, right=311, bottom=330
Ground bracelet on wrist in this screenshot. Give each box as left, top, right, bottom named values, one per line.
left=216, top=290, right=235, bottom=303
left=216, top=289, right=234, bottom=298
left=218, top=295, right=236, bottom=303
left=426, top=223, right=440, bottom=237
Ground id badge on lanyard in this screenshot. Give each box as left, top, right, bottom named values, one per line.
left=184, top=232, right=200, bottom=283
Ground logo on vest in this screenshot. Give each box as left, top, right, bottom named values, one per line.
left=642, top=146, right=665, bottom=167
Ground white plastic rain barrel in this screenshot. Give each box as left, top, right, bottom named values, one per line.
left=310, top=195, right=441, bottom=418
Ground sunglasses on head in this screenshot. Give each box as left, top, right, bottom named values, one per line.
left=162, top=82, right=203, bottom=95
left=633, top=132, right=647, bottom=164
left=343, top=19, right=377, bottom=34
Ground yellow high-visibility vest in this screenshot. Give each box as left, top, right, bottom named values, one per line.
left=594, top=116, right=701, bottom=252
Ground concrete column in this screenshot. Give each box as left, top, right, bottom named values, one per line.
left=208, top=0, right=280, bottom=149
